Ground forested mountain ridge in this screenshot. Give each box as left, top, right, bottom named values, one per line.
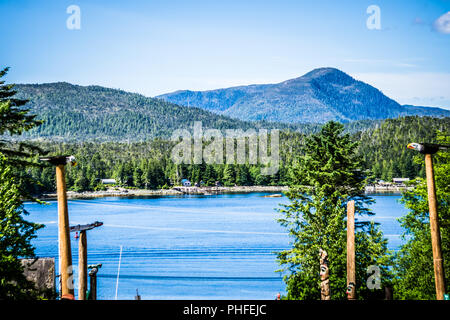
left=14, top=82, right=298, bottom=141
left=11, top=82, right=385, bottom=141
left=157, top=67, right=450, bottom=123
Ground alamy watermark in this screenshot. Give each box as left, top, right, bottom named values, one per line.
left=366, top=265, right=381, bottom=289
left=366, top=5, right=381, bottom=30
left=170, top=122, right=280, bottom=175
left=66, top=5, right=81, bottom=30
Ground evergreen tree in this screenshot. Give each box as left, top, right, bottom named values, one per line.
left=0, top=69, right=47, bottom=299
left=0, top=156, right=44, bottom=299
left=236, top=164, right=251, bottom=186
left=72, top=166, right=90, bottom=192
left=222, top=164, right=235, bottom=186
left=133, top=166, right=143, bottom=188
left=203, top=165, right=216, bottom=186
left=277, top=121, right=392, bottom=300
left=0, top=67, right=43, bottom=167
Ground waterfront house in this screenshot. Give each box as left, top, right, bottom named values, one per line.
left=100, top=178, right=117, bottom=185
left=181, top=179, right=191, bottom=187
left=392, top=178, right=410, bottom=186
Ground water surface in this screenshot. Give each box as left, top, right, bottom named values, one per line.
left=25, top=192, right=408, bottom=300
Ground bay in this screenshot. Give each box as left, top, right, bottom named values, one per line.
left=24, top=192, right=408, bottom=300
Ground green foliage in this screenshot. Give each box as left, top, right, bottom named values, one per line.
left=394, top=131, right=450, bottom=299
left=0, top=68, right=47, bottom=299
left=0, top=155, right=44, bottom=299
left=356, top=116, right=449, bottom=180
left=12, top=82, right=323, bottom=141
left=16, top=116, right=450, bottom=195
left=0, top=68, right=44, bottom=167
left=222, top=164, right=236, bottom=186
left=277, top=121, right=392, bottom=300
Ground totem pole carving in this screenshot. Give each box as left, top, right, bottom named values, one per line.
left=346, top=282, right=355, bottom=299
left=319, top=248, right=330, bottom=300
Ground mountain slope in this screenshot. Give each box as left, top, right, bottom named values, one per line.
left=12, top=82, right=323, bottom=141
left=13, top=82, right=259, bottom=141
left=157, top=68, right=450, bottom=123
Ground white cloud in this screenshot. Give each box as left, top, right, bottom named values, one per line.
left=433, top=12, right=450, bottom=34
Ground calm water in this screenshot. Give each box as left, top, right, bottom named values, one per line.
left=24, top=192, right=408, bottom=300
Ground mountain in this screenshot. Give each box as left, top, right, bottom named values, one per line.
left=157, top=67, right=450, bottom=123
left=11, top=82, right=316, bottom=141
left=12, top=82, right=254, bottom=141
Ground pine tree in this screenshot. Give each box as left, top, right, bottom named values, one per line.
left=133, top=166, right=143, bottom=188
left=236, top=164, right=251, bottom=186
left=73, top=166, right=90, bottom=191
left=204, top=165, right=216, bottom=186
left=222, top=164, right=235, bottom=186
left=0, top=68, right=47, bottom=299
left=277, top=121, right=392, bottom=300
left=0, top=156, right=44, bottom=299
left=0, top=67, right=43, bottom=166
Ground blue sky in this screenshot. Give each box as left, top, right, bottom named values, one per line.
left=1, top=0, right=449, bottom=108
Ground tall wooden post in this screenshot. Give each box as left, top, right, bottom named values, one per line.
left=88, top=265, right=102, bottom=300
left=78, top=231, right=87, bottom=300
left=347, top=200, right=356, bottom=300
left=424, top=154, right=446, bottom=300
left=55, top=164, right=74, bottom=297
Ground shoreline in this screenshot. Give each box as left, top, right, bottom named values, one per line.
left=38, top=185, right=290, bottom=200
left=37, top=184, right=409, bottom=200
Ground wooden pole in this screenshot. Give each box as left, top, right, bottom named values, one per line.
left=89, top=271, right=97, bottom=300
left=347, top=200, right=356, bottom=300
left=88, top=264, right=102, bottom=300
left=384, top=286, right=393, bottom=300
left=55, top=164, right=74, bottom=297
left=424, top=154, right=446, bottom=300
left=78, top=230, right=87, bottom=300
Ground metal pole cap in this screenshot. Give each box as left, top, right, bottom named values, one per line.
left=40, top=155, right=77, bottom=166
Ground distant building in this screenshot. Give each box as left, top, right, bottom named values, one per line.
left=101, top=179, right=117, bottom=185
left=393, top=178, right=409, bottom=185
left=181, top=179, right=191, bottom=187
left=376, top=179, right=390, bottom=186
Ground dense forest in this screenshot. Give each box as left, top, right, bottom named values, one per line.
left=356, top=116, right=449, bottom=180
left=18, top=116, right=449, bottom=195
left=13, top=82, right=317, bottom=141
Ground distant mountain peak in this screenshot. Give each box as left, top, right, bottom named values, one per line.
left=303, top=67, right=346, bottom=77
left=157, top=67, right=450, bottom=123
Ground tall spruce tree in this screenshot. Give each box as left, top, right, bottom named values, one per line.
left=0, top=67, right=45, bottom=299
left=277, top=121, right=392, bottom=300
left=0, top=156, right=44, bottom=299
left=0, top=67, right=43, bottom=166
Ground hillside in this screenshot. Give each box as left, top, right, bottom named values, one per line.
left=13, top=82, right=299, bottom=141
left=21, top=116, right=450, bottom=195
left=11, top=82, right=385, bottom=141
left=157, top=68, right=450, bottom=123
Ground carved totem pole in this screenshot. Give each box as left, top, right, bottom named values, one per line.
left=319, top=249, right=330, bottom=300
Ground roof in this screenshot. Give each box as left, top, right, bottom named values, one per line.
left=393, top=178, right=410, bottom=182
left=101, top=179, right=117, bottom=184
